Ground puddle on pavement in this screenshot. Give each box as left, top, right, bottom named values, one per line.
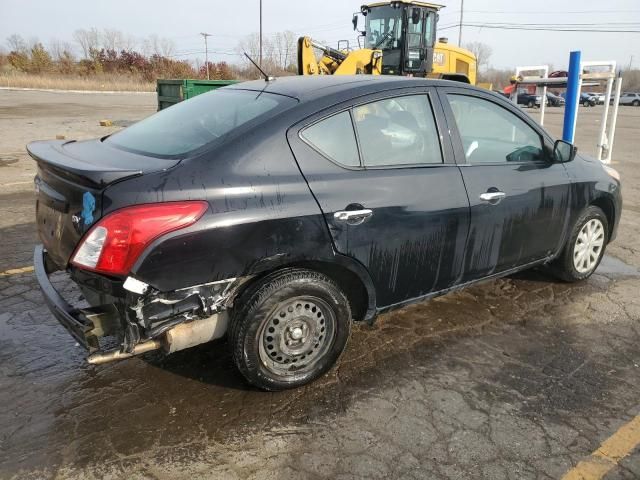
left=0, top=154, right=20, bottom=166
left=1, top=255, right=636, bottom=474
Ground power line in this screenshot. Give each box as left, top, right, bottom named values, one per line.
left=459, top=8, right=640, bottom=14
left=439, top=22, right=640, bottom=33
left=472, top=21, right=640, bottom=26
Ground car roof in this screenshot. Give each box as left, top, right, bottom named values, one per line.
left=226, top=75, right=466, bottom=102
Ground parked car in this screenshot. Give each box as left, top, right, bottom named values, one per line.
left=30, top=76, right=622, bottom=390
left=547, top=92, right=565, bottom=106
left=580, top=92, right=597, bottom=107
left=619, top=92, right=640, bottom=106
left=517, top=92, right=545, bottom=108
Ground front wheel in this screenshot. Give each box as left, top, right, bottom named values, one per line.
left=550, top=206, right=608, bottom=282
left=528, top=100, right=535, bottom=108
left=230, top=269, right=351, bottom=391
left=633, top=100, right=640, bottom=107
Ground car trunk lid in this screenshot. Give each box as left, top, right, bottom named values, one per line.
left=28, top=139, right=180, bottom=268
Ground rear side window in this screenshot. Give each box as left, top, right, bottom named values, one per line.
left=353, top=95, right=442, bottom=166
left=107, top=89, right=297, bottom=157
left=301, top=111, right=360, bottom=167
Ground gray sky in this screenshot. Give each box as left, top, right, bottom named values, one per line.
left=1, top=0, right=639, bottom=70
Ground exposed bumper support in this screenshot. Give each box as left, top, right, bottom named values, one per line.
left=35, top=244, right=236, bottom=364
left=34, top=245, right=100, bottom=352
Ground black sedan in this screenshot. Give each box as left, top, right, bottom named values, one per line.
left=547, top=92, right=565, bottom=106
left=517, top=92, right=544, bottom=108
left=30, top=76, right=622, bottom=390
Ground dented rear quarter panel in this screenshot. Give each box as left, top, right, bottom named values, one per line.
left=102, top=111, right=349, bottom=293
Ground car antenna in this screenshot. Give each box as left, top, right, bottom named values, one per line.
left=244, top=53, right=275, bottom=82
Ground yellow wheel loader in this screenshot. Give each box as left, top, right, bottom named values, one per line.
left=297, top=1, right=477, bottom=85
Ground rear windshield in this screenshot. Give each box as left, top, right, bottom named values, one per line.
left=106, top=89, right=297, bottom=157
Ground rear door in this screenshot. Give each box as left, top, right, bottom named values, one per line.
left=438, top=87, right=571, bottom=281
left=288, top=87, right=470, bottom=308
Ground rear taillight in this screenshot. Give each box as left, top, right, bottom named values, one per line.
left=71, top=201, right=208, bottom=276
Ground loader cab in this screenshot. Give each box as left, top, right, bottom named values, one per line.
left=358, top=1, right=440, bottom=76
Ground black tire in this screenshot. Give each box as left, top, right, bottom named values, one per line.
left=550, top=206, right=608, bottom=282
left=633, top=100, right=640, bottom=107
left=528, top=100, right=535, bottom=108
left=230, top=268, right=351, bottom=391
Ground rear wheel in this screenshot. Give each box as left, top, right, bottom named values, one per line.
left=230, top=269, right=351, bottom=390
left=550, top=206, right=608, bottom=282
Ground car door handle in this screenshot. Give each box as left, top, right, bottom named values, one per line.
left=479, top=191, right=506, bottom=204
left=334, top=209, right=373, bottom=225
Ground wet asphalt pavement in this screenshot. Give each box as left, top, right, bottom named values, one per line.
left=1, top=90, right=639, bottom=479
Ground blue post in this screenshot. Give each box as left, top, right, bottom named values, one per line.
left=563, top=51, right=581, bottom=142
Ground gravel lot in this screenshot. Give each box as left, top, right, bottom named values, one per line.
left=0, top=89, right=639, bottom=480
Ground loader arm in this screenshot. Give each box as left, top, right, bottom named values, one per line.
left=297, top=36, right=382, bottom=75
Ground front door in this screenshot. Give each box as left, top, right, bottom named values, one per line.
left=439, top=88, right=572, bottom=281
left=288, top=88, right=470, bottom=308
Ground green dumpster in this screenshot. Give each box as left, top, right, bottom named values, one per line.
left=156, top=79, right=240, bottom=110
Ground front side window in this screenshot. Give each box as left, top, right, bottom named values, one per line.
left=447, top=94, right=544, bottom=164
left=301, top=111, right=360, bottom=167
left=107, top=89, right=296, bottom=157
left=353, top=95, right=442, bottom=167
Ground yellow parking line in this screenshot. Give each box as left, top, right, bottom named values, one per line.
left=0, top=266, right=34, bottom=277
left=561, top=414, right=640, bottom=480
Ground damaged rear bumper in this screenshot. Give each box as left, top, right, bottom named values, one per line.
left=34, top=244, right=242, bottom=363
left=34, top=244, right=101, bottom=352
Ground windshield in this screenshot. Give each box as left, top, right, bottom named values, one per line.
left=364, top=5, right=403, bottom=72
left=107, top=89, right=297, bottom=157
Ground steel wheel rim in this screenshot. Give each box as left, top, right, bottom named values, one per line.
left=258, top=296, right=336, bottom=378
left=573, top=218, right=605, bottom=274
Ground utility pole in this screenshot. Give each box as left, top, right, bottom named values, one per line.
left=259, top=0, right=263, bottom=67
left=200, top=32, right=212, bottom=79
left=458, top=0, right=464, bottom=46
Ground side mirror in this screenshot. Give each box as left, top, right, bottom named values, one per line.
left=411, top=7, right=421, bottom=24
left=553, top=139, right=577, bottom=163
left=352, top=14, right=358, bottom=30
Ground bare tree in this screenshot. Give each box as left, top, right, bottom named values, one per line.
left=236, top=33, right=274, bottom=77
left=143, top=34, right=175, bottom=57
left=272, top=31, right=296, bottom=70
left=102, top=28, right=125, bottom=51
left=159, top=37, right=175, bottom=57
left=121, top=34, right=137, bottom=52
left=238, top=33, right=266, bottom=63
left=49, top=38, right=73, bottom=61
left=73, top=28, right=100, bottom=58
left=464, top=41, right=493, bottom=71
left=6, top=34, right=27, bottom=53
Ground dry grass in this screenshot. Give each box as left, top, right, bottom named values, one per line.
left=0, top=72, right=155, bottom=92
